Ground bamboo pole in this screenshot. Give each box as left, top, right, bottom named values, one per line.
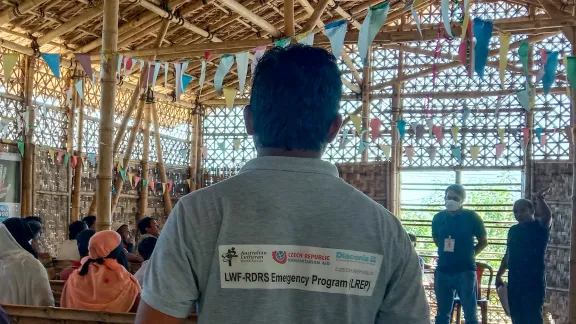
left=301, top=0, right=330, bottom=33
left=389, top=45, right=403, bottom=216
left=524, top=36, right=535, bottom=198
left=66, top=72, right=78, bottom=224
left=0, top=0, right=49, bottom=26
left=189, top=113, right=199, bottom=191
left=95, top=0, right=119, bottom=232
left=113, top=75, right=143, bottom=154
left=150, top=102, right=173, bottom=216
left=117, top=18, right=162, bottom=49
left=361, top=47, right=371, bottom=162
left=72, top=78, right=85, bottom=222
left=568, top=32, right=576, bottom=324
left=342, top=51, right=363, bottom=85
left=21, top=55, right=35, bottom=217
left=37, top=2, right=104, bottom=46
left=284, top=0, right=295, bottom=36
left=111, top=96, right=145, bottom=213
left=139, top=101, right=152, bottom=220
left=219, top=0, right=281, bottom=37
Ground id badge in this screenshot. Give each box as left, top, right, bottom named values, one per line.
left=444, top=236, right=455, bottom=252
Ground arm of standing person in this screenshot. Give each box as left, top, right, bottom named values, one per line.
left=431, top=213, right=440, bottom=247
left=376, top=222, right=430, bottom=324
left=473, top=212, right=488, bottom=256
left=534, top=188, right=552, bottom=229
left=495, top=249, right=508, bottom=288
left=135, top=201, right=198, bottom=324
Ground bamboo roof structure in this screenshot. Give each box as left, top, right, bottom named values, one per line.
left=0, top=0, right=574, bottom=112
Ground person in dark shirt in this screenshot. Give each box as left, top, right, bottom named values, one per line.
left=432, top=184, right=488, bottom=324
left=496, top=188, right=551, bottom=324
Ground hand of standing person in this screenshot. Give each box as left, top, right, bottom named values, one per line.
left=532, top=188, right=552, bottom=228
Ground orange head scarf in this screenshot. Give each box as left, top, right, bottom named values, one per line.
left=60, top=230, right=141, bottom=312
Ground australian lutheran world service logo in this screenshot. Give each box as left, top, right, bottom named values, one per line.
left=222, top=247, right=238, bottom=266
left=272, top=251, right=287, bottom=264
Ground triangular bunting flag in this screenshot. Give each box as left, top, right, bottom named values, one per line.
left=251, top=46, right=267, bottom=76
left=499, top=32, right=511, bottom=89
left=41, top=53, right=61, bottom=79
left=516, top=88, right=531, bottom=111
left=74, top=53, right=93, bottom=81
left=168, top=181, right=173, bottom=193
left=567, top=56, right=576, bottom=90
left=128, top=172, right=133, bottom=187
left=49, top=148, right=55, bottom=162
left=164, top=62, right=169, bottom=90
left=397, top=120, right=406, bottom=139
left=235, top=52, right=249, bottom=93
left=63, top=153, right=70, bottom=167
left=522, top=127, right=530, bottom=147
left=149, top=179, right=154, bottom=191
left=370, top=118, right=381, bottom=141
left=152, top=62, right=161, bottom=87
left=324, top=20, right=347, bottom=58
left=339, top=130, right=350, bottom=149
left=518, top=41, right=529, bottom=76
left=451, top=145, right=462, bottom=162
left=74, top=79, right=83, bottom=100
left=427, top=146, right=437, bottom=161
left=214, top=55, right=235, bottom=95
left=296, top=32, right=315, bottom=46
left=3, top=54, right=18, bottom=83
left=57, top=151, right=63, bottom=165
left=119, top=168, right=126, bottom=181
left=462, top=108, right=471, bottom=126
left=495, top=143, right=505, bottom=158
left=350, top=114, right=362, bottom=136
left=223, top=87, right=236, bottom=109
left=379, top=144, right=391, bottom=159
left=498, top=128, right=505, bottom=142
left=274, top=38, right=290, bottom=48
left=181, top=74, right=193, bottom=93
left=411, top=2, right=422, bottom=37
left=173, top=62, right=182, bottom=97
left=358, top=2, right=390, bottom=65
left=451, top=125, right=460, bottom=143
left=540, top=133, right=547, bottom=146
left=233, top=138, right=242, bottom=151
left=535, top=127, right=543, bottom=144
left=142, top=179, right=148, bottom=190
left=470, top=146, right=481, bottom=161
left=426, top=119, right=434, bottom=134
left=87, top=152, right=96, bottom=166
left=432, top=125, right=443, bottom=145
left=186, top=179, right=191, bottom=188
left=542, top=51, right=559, bottom=95
left=473, top=18, right=493, bottom=79
left=200, top=146, right=208, bottom=159
left=217, top=142, right=226, bottom=151
left=199, top=59, right=207, bottom=91
left=441, top=0, right=454, bottom=37
left=17, top=141, right=24, bottom=157
left=416, top=125, right=425, bottom=142
left=358, top=141, right=369, bottom=155
left=134, top=176, right=141, bottom=189
left=71, top=155, right=78, bottom=168
left=410, top=121, right=418, bottom=131
left=405, top=146, right=414, bottom=161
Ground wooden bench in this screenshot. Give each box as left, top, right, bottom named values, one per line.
left=3, top=304, right=198, bottom=323
left=49, top=280, right=65, bottom=306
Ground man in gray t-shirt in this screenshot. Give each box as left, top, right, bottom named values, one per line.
left=135, top=45, right=430, bottom=324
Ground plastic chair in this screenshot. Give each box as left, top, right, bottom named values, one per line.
left=450, top=262, right=494, bottom=324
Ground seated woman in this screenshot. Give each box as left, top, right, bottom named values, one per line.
left=0, top=218, right=54, bottom=306
left=114, top=221, right=143, bottom=264
left=60, top=229, right=95, bottom=281
left=56, top=220, right=88, bottom=260
left=61, top=230, right=141, bottom=312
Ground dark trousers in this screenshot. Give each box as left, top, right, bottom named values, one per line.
left=508, top=283, right=545, bottom=324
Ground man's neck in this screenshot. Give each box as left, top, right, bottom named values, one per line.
left=447, top=209, right=461, bottom=216
left=257, top=148, right=323, bottom=159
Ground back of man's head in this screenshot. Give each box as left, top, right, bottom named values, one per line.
left=82, top=215, right=96, bottom=229
left=138, top=217, right=153, bottom=235
left=138, top=237, right=157, bottom=261
left=249, top=45, right=342, bottom=151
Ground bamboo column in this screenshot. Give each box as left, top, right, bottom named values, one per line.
left=66, top=72, right=78, bottom=224
left=111, top=96, right=145, bottom=213
left=389, top=45, right=403, bottom=216
left=139, top=100, right=152, bottom=219
left=361, top=47, right=371, bottom=162
left=189, top=113, right=199, bottom=191
left=568, top=31, right=576, bottom=324
left=21, top=55, right=35, bottom=217
left=150, top=102, right=173, bottom=216
left=524, top=41, right=535, bottom=197
left=196, top=115, right=204, bottom=189
left=95, top=0, right=120, bottom=232
left=71, top=77, right=85, bottom=222
left=284, top=0, right=295, bottom=37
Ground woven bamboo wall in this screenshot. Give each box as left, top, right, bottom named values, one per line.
left=534, top=162, right=573, bottom=324
left=336, top=162, right=390, bottom=209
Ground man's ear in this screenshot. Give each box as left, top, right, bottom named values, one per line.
left=325, top=114, right=343, bottom=143
left=244, top=105, right=255, bottom=135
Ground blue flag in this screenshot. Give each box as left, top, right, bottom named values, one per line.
left=473, top=18, right=493, bottom=79
left=516, top=88, right=531, bottom=111
left=181, top=74, right=193, bottom=92
left=214, top=55, right=235, bottom=96
left=542, top=51, right=559, bottom=95
left=41, top=53, right=61, bottom=79
left=451, top=145, right=462, bottom=162
left=358, top=2, right=390, bottom=65
left=324, top=20, right=347, bottom=58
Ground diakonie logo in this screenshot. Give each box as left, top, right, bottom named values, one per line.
left=335, top=251, right=377, bottom=265
left=272, top=251, right=287, bottom=264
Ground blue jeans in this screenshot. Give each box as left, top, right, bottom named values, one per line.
left=434, top=270, right=478, bottom=324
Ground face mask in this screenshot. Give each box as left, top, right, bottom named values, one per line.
left=445, top=199, right=461, bottom=212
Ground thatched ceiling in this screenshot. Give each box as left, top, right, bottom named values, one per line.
left=0, top=0, right=573, bottom=104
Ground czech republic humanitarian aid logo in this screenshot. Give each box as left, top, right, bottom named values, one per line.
left=272, top=251, right=287, bottom=264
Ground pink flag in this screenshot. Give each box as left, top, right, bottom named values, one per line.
left=74, top=53, right=93, bottom=82
left=71, top=155, right=78, bottom=169
left=405, top=146, right=415, bottom=161
left=134, top=176, right=141, bottom=188
left=521, top=127, right=530, bottom=147
left=540, top=49, right=547, bottom=65
left=149, top=180, right=155, bottom=191
left=495, top=143, right=505, bottom=158
left=427, top=146, right=437, bottom=161
left=539, top=134, right=547, bottom=146
left=125, top=56, right=133, bottom=71
left=200, top=146, right=208, bottom=159
left=57, top=151, right=63, bottom=165
left=370, top=118, right=382, bottom=141
left=432, top=126, right=443, bottom=145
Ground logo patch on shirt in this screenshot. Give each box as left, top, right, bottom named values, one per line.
left=219, top=245, right=383, bottom=296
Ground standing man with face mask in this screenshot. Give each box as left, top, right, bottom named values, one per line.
left=432, top=184, right=488, bottom=324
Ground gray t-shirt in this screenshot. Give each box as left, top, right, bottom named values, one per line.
left=142, top=156, right=430, bottom=323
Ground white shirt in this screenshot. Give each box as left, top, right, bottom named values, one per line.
left=56, top=239, right=80, bottom=260
left=134, top=259, right=150, bottom=287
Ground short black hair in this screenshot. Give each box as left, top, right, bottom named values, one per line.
left=76, top=229, right=96, bottom=258
left=138, top=217, right=154, bottom=235
left=82, top=215, right=96, bottom=228
left=24, top=216, right=42, bottom=238
left=408, top=233, right=417, bottom=243
left=69, top=221, right=87, bottom=240
left=514, top=198, right=534, bottom=212
left=138, top=237, right=157, bottom=260
left=249, top=45, right=342, bottom=151
left=445, top=184, right=466, bottom=200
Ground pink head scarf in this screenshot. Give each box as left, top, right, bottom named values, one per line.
left=60, top=231, right=141, bottom=312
